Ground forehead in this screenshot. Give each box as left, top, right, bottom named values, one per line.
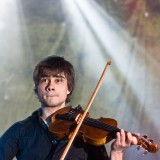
left=40, top=68, right=66, bottom=78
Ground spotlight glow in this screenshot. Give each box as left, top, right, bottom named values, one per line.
left=61, top=0, right=160, bottom=136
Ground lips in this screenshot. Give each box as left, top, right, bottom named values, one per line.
left=46, top=94, right=58, bottom=97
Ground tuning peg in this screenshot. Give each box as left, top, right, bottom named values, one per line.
left=143, top=150, right=148, bottom=155
left=137, top=145, right=142, bottom=150
left=148, top=139, right=153, bottom=143
left=142, top=135, right=148, bottom=139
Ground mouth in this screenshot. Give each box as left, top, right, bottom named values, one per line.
left=46, top=94, right=58, bottom=97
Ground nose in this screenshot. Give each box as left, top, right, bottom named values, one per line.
left=46, top=80, right=54, bottom=91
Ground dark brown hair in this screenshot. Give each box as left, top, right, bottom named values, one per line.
left=33, top=56, right=75, bottom=103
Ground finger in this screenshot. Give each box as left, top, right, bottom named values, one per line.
left=135, top=132, right=140, bottom=137
left=120, top=129, right=126, bottom=145
left=132, top=135, right=138, bottom=145
left=116, top=131, right=121, bottom=144
left=126, top=132, right=133, bottom=145
left=132, top=132, right=140, bottom=137
left=131, top=132, right=140, bottom=145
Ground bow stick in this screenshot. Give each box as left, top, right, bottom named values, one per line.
left=59, top=60, right=112, bottom=160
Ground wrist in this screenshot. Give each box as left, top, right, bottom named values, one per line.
left=110, top=150, right=123, bottom=160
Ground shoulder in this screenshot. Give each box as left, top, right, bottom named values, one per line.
left=0, top=109, right=39, bottom=139
left=0, top=116, right=32, bottom=148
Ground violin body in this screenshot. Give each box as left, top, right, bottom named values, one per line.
left=49, top=113, right=117, bottom=146
left=49, top=106, right=117, bottom=144
left=48, top=106, right=158, bottom=153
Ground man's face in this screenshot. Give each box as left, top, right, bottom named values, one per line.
left=37, top=72, right=70, bottom=108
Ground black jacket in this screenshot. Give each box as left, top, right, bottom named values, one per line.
left=0, top=109, right=109, bottom=160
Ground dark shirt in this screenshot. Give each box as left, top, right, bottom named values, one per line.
left=0, top=109, right=109, bottom=160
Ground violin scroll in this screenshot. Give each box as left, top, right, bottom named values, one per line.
left=136, top=135, right=158, bottom=153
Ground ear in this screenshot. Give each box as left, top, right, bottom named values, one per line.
left=67, top=90, right=70, bottom=95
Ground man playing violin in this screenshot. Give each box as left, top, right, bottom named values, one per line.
left=0, top=56, right=139, bottom=160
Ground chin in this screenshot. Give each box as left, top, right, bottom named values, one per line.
left=47, top=102, right=63, bottom=108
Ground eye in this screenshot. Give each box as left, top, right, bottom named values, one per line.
left=55, top=78, right=63, bottom=83
left=40, top=77, right=48, bottom=83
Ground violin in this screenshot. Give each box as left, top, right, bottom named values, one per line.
left=49, top=61, right=158, bottom=160
left=49, top=105, right=158, bottom=154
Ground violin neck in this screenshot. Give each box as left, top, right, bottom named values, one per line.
left=84, top=117, right=120, bottom=138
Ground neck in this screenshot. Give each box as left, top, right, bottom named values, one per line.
left=41, top=104, right=66, bottom=121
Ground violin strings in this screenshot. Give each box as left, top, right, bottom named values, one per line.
left=84, top=117, right=120, bottom=133
left=57, top=111, right=120, bottom=133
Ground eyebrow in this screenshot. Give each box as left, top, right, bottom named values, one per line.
left=54, top=74, right=65, bottom=78
left=41, top=73, right=65, bottom=79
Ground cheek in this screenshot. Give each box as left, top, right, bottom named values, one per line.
left=60, top=87, right=70, bottom=96
left=37, top=84, right=45, bottom=92
left=36, top=86, right=44, bottom=97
